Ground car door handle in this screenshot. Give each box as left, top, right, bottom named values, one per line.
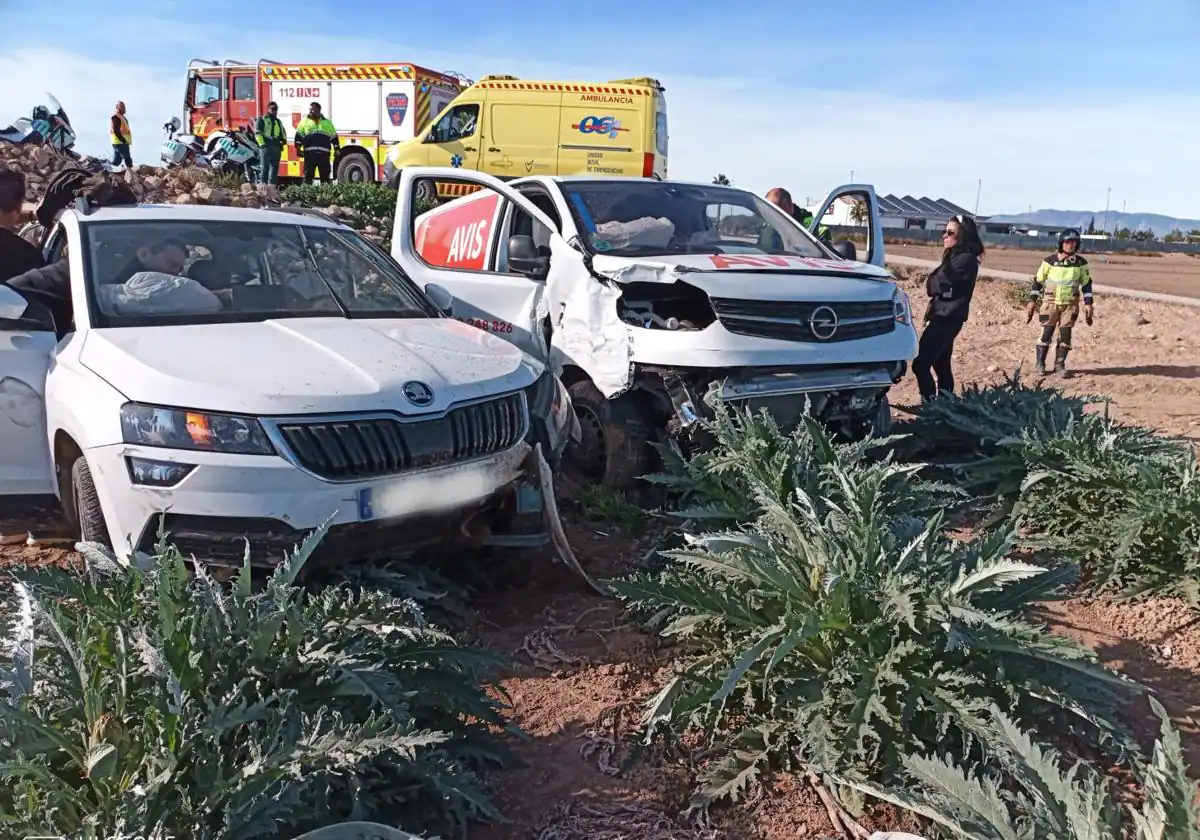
left=462, top=145, right=477, bottom=151
left=487, top=146, right=501, bottom=152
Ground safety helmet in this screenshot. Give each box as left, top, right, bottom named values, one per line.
left=1058, top=228, right=1082, bottom=252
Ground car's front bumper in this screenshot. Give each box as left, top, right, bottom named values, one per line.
left=85, top=440, right=532, bottom=566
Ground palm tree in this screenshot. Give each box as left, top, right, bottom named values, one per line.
left=712, top=174, right=731, bottom=186
left=848, top=198, right=868, bottom=225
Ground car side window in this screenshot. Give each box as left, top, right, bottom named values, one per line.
left=427, top=104, right=479, bottom=144
left=499, top=195, right=558, bottom=279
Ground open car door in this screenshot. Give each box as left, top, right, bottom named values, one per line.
left=809, top=183, right=885, bottom=268
left=392, top=166, right=566, bottom=363
left=0, top=286, right=56, bottom=496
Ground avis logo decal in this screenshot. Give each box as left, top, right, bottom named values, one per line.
left=572, top=115, right=628, bottom=139
left=447, top=220, right=489, bottom=263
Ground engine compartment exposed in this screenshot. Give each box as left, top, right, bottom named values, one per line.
left=616, top=281, right=716, bottom=331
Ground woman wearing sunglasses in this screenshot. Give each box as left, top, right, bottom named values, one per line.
left=911, top=214, right=985, bottom=402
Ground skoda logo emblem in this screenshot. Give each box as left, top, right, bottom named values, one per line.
left=808, top=305, right=839, bottom=341
left=402, top=381, right=434, bottom=406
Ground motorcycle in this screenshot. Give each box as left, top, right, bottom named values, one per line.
left=0, top=93, right=78, bottom=158
left=160, top=116, right=213, bottom=169
left=205, top=124, right=260, bottom=180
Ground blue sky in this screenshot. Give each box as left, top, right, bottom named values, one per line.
left=3, top=0, right=1199, bottom=216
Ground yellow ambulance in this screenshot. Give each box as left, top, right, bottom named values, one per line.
left=383, top=75, right=668, bottom=199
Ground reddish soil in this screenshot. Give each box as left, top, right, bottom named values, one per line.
left=0, top=270, right=1196, bottom=838
left=888, top=243, right=1200, bottom=300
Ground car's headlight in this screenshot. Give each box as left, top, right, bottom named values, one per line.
left=524, top=371, right=577, bottom=454
left=892, top=288, right=912, bottom=325
left=119, top=403, right=275, bottom=455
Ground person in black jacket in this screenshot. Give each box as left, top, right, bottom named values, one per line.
left=911, top=214, right=984, bottom=402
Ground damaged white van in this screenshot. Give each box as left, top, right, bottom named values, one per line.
left=390, top=168, right=919, bottom=488
left=0, top=202, right=576, bottom=565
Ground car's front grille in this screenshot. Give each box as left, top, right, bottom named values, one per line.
left=275, top=392, right=527, bottom=481
left=710, top=298, right=897, bottom=343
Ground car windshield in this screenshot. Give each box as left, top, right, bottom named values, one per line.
left=561, top=181, right=828, bottom=259
left=82, top=219, right=439, bottom=328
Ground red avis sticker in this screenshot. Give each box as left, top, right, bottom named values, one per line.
left=415, top=191, right=503, bottom=270
left=707, top=254, right=861, bottom=272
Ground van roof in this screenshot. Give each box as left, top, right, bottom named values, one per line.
left=545, top=175, right=745, bottom=192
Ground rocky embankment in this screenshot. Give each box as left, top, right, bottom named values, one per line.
left=0, top=142, right=378, bottom=238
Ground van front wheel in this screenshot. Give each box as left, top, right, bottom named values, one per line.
left=565, top=380, right=651, bottom=490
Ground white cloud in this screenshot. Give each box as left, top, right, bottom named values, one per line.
left=2, top=44, right=1199, bottom=218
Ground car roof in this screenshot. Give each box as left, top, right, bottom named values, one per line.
left=71, top=204, right=344, bottom=228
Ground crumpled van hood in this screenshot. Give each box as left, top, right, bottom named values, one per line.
left=81, top=317, right=541, bottom=416
left=589, top=253, right=896, bottom=300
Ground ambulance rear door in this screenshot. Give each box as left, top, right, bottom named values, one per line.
left=557, top=86, right=645, bottom=177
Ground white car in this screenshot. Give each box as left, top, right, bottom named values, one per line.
left=0, top=204, right=575, bottom=565
left=390, top=168, right=918, bottom=488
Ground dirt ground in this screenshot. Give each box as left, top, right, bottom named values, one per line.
left=889, top=265, right=1200, bottom=443
left=0, top=271, right=1197, bottom=838
left=889, top=242, right=1200, bottom=300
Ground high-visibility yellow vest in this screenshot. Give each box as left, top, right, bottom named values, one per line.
left=111, top=113, right=132, bottom=145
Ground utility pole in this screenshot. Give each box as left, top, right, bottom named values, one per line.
left=1101, top=186, right=1111, bottom=233
left=973, top=178, right=982, bottom=216
left=849, top=169, right=854, bottom=183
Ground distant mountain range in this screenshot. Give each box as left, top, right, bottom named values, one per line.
left=988, top=210, right=1200, bottom=238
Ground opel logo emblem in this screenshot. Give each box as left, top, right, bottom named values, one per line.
left=402, top=381, right=434, bottom=406
left=808, top=305, right=839, bottom=341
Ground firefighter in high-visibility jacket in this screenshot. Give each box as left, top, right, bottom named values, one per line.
left=294, top=102, right=339, bottom=185
left=1025, top=228, right=1094, bottom=378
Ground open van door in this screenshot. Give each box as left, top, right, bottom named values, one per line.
left=392, top=166, right=566, bottom=362
left=0, top=286, right=56, bottom=496
left=809, top=184, right=884, bottom=268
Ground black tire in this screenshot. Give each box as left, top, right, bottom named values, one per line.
left=871, top=392, right=893, bottom=436
left=336, top=152, right=374, bottom=183
left=565, top=379, right=651, bottom=490
left=70, top=455, right=111, bottom=547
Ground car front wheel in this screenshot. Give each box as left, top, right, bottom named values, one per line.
left=69, top=455, right=111, bottom=547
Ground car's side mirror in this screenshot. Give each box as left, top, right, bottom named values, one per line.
left=0, top=286, right=56, bottom=333
left=0, top=285, right=29, bottom=321
left=508, top=234, right=550, bottom=279
left=424, top=282, right=454, bottom=316
left=832, top=240, right=857, bottom=261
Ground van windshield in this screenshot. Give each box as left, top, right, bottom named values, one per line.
left=561, top=181, right=828, bottom=259
left=81, top=219, right=439, bottom=328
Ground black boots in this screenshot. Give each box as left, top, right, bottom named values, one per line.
left=1035, top=345, right=1072, bottom=377
left=1035, top=344, right=1049, bottom=376
left=1055, top=345, right=1072, bottom=378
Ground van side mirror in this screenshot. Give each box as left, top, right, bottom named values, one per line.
left=424, top=282, right=454, bottom=316
left=832, top=240, right=857, bottom=261
left=508, top=235, right=550, bottom=279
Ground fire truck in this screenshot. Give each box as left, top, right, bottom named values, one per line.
left=183, top=58, right=468, bottom=183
